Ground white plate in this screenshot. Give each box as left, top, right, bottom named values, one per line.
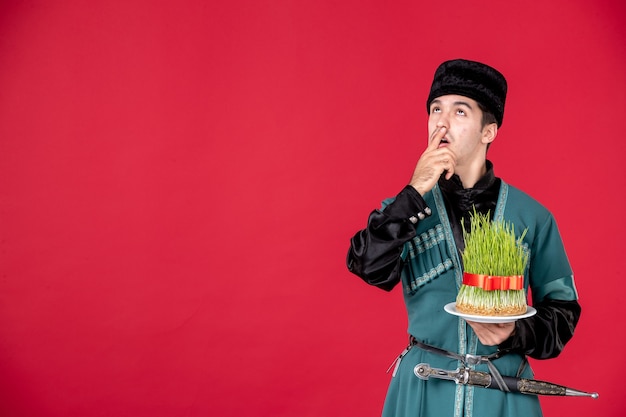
left=444, top=302, right=537, bottom=323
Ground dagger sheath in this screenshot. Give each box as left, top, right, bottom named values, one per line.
left=466, top=368, right=567, bottom=396
left=414, top=363, right=598, bottom=399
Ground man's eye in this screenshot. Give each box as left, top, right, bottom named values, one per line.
left=431, top=107, right=441, bottom=113
left=456, top=109, right=466, bottom=116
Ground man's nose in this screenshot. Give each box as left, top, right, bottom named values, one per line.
left=436, top=115, right=449, bottom=129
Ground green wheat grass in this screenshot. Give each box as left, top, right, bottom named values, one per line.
left=456, top=210, right=529, bottom=315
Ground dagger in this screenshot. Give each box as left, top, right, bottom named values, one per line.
left=414, top=363, right=598, bottom=399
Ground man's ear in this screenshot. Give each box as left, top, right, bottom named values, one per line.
left=482, top=123, right=498, bottom=145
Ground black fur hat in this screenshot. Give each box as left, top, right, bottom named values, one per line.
left=426, top=59, right=507, bottom=127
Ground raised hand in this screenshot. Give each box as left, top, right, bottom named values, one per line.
left=409, top=125, right=457, bottom=195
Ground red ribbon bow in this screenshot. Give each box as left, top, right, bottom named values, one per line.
left=462, top=273, right=524, bottom=291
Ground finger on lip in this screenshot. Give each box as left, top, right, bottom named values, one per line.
left=430, top=126, right=446, bottom=141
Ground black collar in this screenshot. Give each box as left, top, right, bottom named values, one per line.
left=436, top=161, right=501, bottom=251
left=438, top=160, right=497, bottom=194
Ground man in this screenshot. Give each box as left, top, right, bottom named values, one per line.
left=346, top=59, right=580, bottom=417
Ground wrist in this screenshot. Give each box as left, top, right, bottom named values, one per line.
left=409, top=182, right=427, bottom=196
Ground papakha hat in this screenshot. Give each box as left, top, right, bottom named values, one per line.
left=426, top=59, right=507, bottom=127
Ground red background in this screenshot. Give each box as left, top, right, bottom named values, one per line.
left=1, top=1, right=625, bottom=416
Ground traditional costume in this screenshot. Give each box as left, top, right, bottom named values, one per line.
left=346, top=59, right=581, bottom=417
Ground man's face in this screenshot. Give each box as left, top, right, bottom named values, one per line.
left=427, top=94, right=493, bottom=167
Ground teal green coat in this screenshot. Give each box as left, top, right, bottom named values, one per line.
left=381, top=182, right=578, bottom=417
